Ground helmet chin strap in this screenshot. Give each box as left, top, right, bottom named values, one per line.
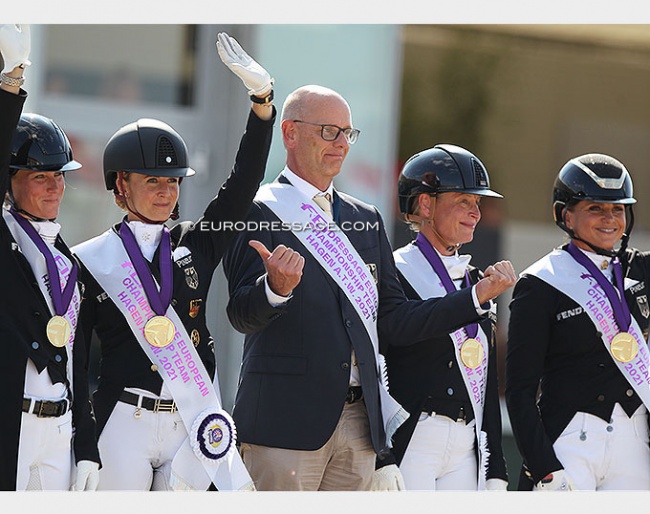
left=115, top=172, right=178, bottom=225
left=406, top=196, right=461, bottom=255
left=5, top=194, right=57, bottom=223
left=561, top=206, right=634, bottom=259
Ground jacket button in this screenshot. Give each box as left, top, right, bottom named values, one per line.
left=341, top=362, right=349, bottom=370
left=151, top=364, right=158, bottom=372
left=626, top=389, right=634, bottom=397
left=54, top=355, right=62, bottom=362
left=447, top=387, right=454, bottom=396
left=32, top=341, right=39, bottom=350
left=345, top=320, right=352, bottom=328
left=448, top=361, right=454, bottom=368
left=171, top=299, right=177, bottom=306
left=597, top=394, right=605, bottom=402
left=34, top=311, right=41, bottom=317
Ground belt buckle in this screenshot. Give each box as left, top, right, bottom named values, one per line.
left=36, top=401, right=47, bottom=418
left=58, top=399, right=68, bottom=416
left=153, top=399, right=177, bottom=413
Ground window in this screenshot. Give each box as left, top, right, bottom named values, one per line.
left=44, top=25, right=197, bottom=106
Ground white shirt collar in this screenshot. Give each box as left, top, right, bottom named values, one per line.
left=30, top=220, right=62, bottom=246
left=423, top=242, right=472, bottom=280
left=126, top=220, right=164, bottom=262
left=576, top=246, right=613, bottom=280
left=281, top=166, right=334, bottom=200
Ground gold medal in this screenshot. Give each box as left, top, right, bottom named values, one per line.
left=610, top=332, right=639, bottom=363
left=46, top=315, right=71, bottom=348
left=144, top=316, right=176, bottom=348
left=460, top=338, right=484, bottom=369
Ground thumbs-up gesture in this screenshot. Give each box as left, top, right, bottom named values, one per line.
left=249, top=240, right=304, bottom=296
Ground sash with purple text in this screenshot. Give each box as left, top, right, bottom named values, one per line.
left=393, top=242, right=490, bottom=489
left=255, top=183, right=409, bottom=445
left=3, top=206, right=77, bottom=391
left=524, top=249, right=650, bottom=408
left=72, top=228, right=252, bottom=491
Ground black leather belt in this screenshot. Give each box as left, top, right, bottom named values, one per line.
left=422, top=397, right=470, bottom=423
left=120, top=391, right=177, bottom=413
left=346, top=386, right=364, bottom=404
left=22, top=397, right=69, bottom=418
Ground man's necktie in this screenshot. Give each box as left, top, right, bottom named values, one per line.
left=312, top=192, right=332, bottom=219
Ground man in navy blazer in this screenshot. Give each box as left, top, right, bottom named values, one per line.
left=222, top=84, right=514, bottom=491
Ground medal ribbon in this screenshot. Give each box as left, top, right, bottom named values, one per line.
left=566, top=241, right=631, bottom=333
left=415, top=232, right=478, bottom=338
left=9, top=207, right=78, bottom=316
left=119, top=221, right=173, bottom=317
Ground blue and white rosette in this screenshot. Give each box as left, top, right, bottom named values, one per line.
left=191, top=408, right=237, bottom=464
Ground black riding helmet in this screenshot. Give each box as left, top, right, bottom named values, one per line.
left=10, top=113, right=81, bottom=173
left=552, top=153, right=636, bottom=256
left=397, top=144, right=502, bottom=216
left=8, top=113, right=81, bottom=221
left=103, top=118, right=195, bottom=191
left=103, top=118, right=195, bottom=223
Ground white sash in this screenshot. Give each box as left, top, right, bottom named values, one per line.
left=524, top=250, right=650, bottom=409
left=73, top=229, right=252, bottom=491
left=255, top=183, right=409, bottom=446
left=3, top=207, right=77, bottom=394
left=393, top=243, right=490, bottom=489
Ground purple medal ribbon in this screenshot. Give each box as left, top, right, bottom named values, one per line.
left=10, top=208, right=78, bottom=316
left=566, top=241, right=631, bottom=332
left=415, top=233, right=478, bottom=338
left=119, top=222, right=173, bottom=317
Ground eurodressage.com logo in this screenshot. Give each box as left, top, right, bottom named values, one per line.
left=194, top=220, right=381, bottom=233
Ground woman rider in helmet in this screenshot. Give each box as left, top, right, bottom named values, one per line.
left=506, top=153, right=650, bottom=491
left=72, top=32, right=275, bottom=491
left=0, top=24, right=100, bottom=491
left=374, top=144, right=515, bottom=491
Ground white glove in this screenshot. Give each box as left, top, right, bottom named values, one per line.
left=216, top=32, right=273, bottom=97
left=71, top=460, right=100, bottom=491
left=485, top=478, right=508, bottom=491
left=0, top=24, right=31, bottom=74
left=533, top=469, right=574, bottom=492
left=370, top=464, right=405, bottom=491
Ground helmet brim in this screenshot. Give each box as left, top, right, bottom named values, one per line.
left=574, top=196, right=636, bottom=205
left=117, top=167, right=196, bottom=178
left=9, top=159, right=82, bottom=173
left=461, top=188, right=503, bottom=199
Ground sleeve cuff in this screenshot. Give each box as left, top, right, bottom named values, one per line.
left=264, top=274, right=292, bottom=307
left=471, top=285, right=492, bottom=314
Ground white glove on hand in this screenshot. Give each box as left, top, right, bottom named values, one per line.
left=216, top=32, right=273, bottom=97
left=485, top=478, right=508, bottom=491
left=0, top=24, right=31, bottom=74
left=533, top=469, right=574, bottom=492
left=71, top=460, right=100, bottom=491
left=370, top=464, right=405, bottom=491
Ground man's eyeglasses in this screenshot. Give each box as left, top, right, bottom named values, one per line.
left=292, top=120, right=361, bottom=145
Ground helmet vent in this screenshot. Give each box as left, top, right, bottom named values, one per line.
left=471, top=158, right=488, bottom=187
left=157, top=136, right=178, bottom=167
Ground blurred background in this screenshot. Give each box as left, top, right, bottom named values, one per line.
left=9, top=24, right=650, bottom=489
